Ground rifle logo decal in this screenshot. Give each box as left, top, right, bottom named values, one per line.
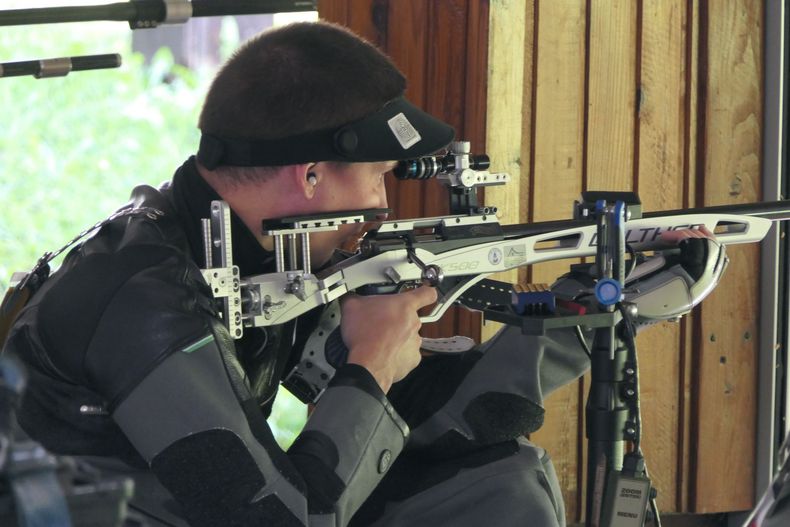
left=488, top=248, right=503, bottom=266
left=504, top=244, right=527, bottom=267
left=387, top=112, right=422, bottom=149
left=444, top=261, right=480, bottom=273
left=588, top=223, right=704, bottom=247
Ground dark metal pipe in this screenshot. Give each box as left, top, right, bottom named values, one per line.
left=501, top=200, right=790, bottom=240
left=0, top=54, right=121, bottom=79
left=0, top=1, right=317, bottom=28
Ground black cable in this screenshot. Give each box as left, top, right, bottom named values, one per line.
left=638, top=461, right=662, bottom=527
left=624, top=244, right=638, bottom=280
left=618, top=303, right=663, bottom=527
left=649, top=492, right=662, bottom=527
left=574, top=325, right=592, bottom=358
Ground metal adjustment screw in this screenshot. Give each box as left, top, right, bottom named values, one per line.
left=287, top=275, right=307, bottom=301
left=421, top=264, right=444, bottom=287
left=625, top=368, right=635, bottom=376
left=407, top=248, right=444, bottom=287
left=289, top=278, right=303, bottom=295
left=626, top=389, right=635, bottom=397
left=626, top=427, right=636, bottom=436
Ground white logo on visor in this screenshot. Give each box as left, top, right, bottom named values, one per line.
left=387, top=113, right=422, bottom=150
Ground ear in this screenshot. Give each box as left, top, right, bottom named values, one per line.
left=286, top=163, right=317, bottom=199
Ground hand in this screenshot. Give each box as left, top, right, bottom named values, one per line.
left=659, top=226, right=721, bottom=280
left=341, top=286, right=437, bottom=393
left=659, top=225, right=716, bottom=244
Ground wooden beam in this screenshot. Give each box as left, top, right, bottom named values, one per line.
left=635, top=0, right=687, bottom=512
left=527, top=0, right=588, bottom=521
left=482, top=0, right=528, bottom=342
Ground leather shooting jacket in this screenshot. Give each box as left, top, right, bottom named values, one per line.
left=5, top=157, right=590, bottom=526
left=6, top=158, right=413, bottom=526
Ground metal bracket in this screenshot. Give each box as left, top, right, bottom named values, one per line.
left=163, top=0, right=192, bottom=24
left=36, top=57, right=71, bottom=78
left=201, top=201, right=243, bottom=339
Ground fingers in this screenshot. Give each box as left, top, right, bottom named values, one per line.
left=659, top=230, right=689, bottom=243
left=404, top=285, right=438, bottom=309
left=660, top=225, right=717, bottom=243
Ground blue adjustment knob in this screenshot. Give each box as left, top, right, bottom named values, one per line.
left=595, top=278, right=622, bottom=306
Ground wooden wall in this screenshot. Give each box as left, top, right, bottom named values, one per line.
left=320, top=0, right=764, bottom=521
left=485, top=0, right=764, bottom=519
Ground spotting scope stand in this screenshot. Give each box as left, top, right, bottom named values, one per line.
left=481, top=192, right=655, bottom=527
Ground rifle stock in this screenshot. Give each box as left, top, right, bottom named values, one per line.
left=234, top=199, right=789, bottom=327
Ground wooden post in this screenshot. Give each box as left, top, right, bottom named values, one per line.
left=693, top=0, right=763, bottom=512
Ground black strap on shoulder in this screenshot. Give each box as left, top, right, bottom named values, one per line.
left=0, top=207, right=165, bottom=349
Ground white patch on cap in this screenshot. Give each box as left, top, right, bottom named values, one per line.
left=387, top=113, right=422, bottom=150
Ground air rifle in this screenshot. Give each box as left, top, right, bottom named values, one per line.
left=200, top=180, right=788, bottom=338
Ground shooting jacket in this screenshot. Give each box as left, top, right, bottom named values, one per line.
left=5, top=157, right=588, bottom=526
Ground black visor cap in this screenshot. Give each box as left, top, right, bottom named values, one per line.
left=197, top=97, right=455, bottom=169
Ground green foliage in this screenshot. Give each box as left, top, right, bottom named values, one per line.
left=0, top=21, right=306, bottom=448
left=0, top=30, right=204, bottom=289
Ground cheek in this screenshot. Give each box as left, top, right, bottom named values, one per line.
left=363, top=182, right=385, bottom=208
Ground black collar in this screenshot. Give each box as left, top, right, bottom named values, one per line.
left=170, top=156, right=275, bottom=276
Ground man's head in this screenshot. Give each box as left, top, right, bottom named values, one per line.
left=195, top=22, right=453, bottom=265
left=198, top=22, right=406, bottom=144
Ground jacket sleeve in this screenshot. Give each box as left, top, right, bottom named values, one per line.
left=80, top=252, right=407, bottom=527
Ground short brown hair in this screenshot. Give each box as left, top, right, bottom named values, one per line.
left=198, top=22, right=406, bottom=141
